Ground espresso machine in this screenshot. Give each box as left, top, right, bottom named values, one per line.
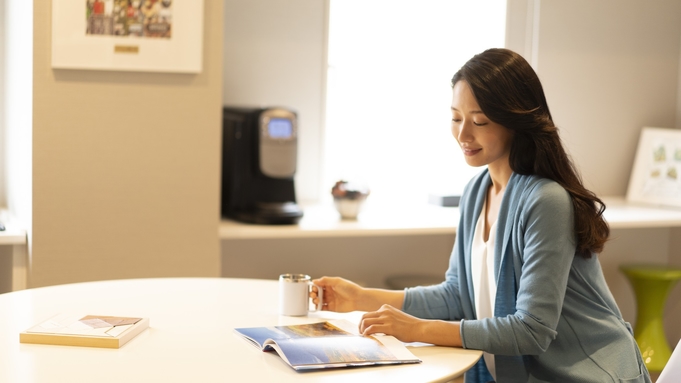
left=220, top=106, right=304, bottom=224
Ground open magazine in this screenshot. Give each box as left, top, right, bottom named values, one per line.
left=234, top=320, right=421, bottom=371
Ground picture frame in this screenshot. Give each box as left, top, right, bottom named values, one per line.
left=626, top=127, right=681, bottom=208
left=52, top=0, right=204, bottom=73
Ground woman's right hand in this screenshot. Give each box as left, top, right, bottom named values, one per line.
left=311, top=276, right=364, bottom=313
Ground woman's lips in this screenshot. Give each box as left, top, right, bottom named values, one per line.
left=462, top=148, right=482, bottom=156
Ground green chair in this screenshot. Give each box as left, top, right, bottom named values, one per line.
left=620, top=264, right=681, bottom=373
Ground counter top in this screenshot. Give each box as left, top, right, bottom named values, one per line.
left=219, top=203, right=458, bottom=239
left=219, top=196, right=681, bottom=240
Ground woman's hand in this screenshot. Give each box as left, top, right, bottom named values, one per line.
left=360, top=305, right=463, bottom=347
left=311, top=276, right=365, bottom=313
left=359, top=304, right=425, bottom=343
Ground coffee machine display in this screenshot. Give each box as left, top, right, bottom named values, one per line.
left=221, top=106, right=304, bottom=224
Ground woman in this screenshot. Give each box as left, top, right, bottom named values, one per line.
left=312, top=48, right=650, bottom=382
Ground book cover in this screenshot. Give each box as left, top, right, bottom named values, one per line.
left=234, top=320, right=421, bottom=371
left=20, top=314, right=150, bottom=349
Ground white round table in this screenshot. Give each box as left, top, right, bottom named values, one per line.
left=0, top=278, right=481, bottom=382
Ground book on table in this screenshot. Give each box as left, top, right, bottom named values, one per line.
left=20, top=314, right=149, bottom=349
left=234, top=320, right=421, bottom=371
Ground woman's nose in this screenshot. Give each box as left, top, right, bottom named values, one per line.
left=455, top=120, right=473, bottom=142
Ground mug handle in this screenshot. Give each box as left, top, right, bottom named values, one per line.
left=308, top=283, right=324, bottom=312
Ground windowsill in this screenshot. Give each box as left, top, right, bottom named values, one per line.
left=219, top=201, right=459, bottom=239
left=219, top=196, right=681, bottom=240
left=0, top=210, right=27, bottom=245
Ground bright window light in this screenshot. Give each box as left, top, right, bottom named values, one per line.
left=323, top=0, right=507, bottom=205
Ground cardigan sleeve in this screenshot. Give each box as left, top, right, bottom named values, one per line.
left=401, top=247, right=465, bottom=320
left=401, top=171, right=487, bottom=321
left=461, top=180, right=577, bottom=355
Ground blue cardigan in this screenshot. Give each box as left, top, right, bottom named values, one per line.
left=403, top=170, right=650, bottom=383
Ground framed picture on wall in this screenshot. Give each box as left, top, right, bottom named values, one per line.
left=626, top=127, right=681, bottom=208
left=52, top=0, right=204, bottom=73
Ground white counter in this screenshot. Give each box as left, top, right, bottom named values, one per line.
left=219, top=196, right=681, bottom=240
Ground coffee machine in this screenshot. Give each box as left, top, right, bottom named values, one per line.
left=221, top=106, right=304, bottom=224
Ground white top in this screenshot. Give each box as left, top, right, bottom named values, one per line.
left=0, top=278, right=482, bottom=383
left=471, top=201, right=497, bottom=380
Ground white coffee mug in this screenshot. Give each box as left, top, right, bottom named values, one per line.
left=279, top=274, right=324, bottom=316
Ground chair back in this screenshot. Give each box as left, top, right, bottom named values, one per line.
left=657, top=339, right=681, bottom=383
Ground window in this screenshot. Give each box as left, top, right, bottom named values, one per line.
left=2, top=0, right=33, bottom=225
left=323, top=0, right=506, bottom=205
left=0, top=1, right=6, bottom=206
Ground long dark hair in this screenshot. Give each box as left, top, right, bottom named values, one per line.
left=452, top=48, right=609, bottom=257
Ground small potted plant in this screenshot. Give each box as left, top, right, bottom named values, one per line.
left=331, top=180, right=370, bottom=220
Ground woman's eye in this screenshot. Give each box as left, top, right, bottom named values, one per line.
left=452, top=118, right=461, bottom=123
left=473, top=121, right=488, bottom=126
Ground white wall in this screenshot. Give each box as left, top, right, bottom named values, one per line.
left=222, top=0, right=328, bottom=202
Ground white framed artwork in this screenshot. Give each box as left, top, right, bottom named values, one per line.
left=626, top=127, right=681, bottom=208
left=52, top=0, right=203, bottom=73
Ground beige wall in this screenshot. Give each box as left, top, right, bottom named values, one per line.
left=29, top=0, right=223, bottom=287
left=222, top=234, right=455, bottom=288
left=535, top=0, right=681, bottom=196
left=507, top=0, right=681, bottom=196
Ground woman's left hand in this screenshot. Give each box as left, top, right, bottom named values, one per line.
left=359, top=304, right=424, bottom=343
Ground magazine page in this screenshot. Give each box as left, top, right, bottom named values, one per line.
left=234, top=320, right=420, bottom=370
left=235, top=320, right=359, bottom=351
left=234, top=326, right=280, bottom=350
